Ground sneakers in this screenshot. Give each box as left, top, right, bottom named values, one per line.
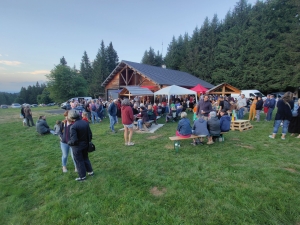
left=281, top=136, right=285, bottom=140
left=75, top=177, right=86, bottom=181
left=207, top=141, right=214, bottom=145
left=88, top=172, right=94, bottom=176
left=127, top=142, right=135, bottom=146
left=268, top=135, right=275, bottom=139
left=62, top=167, right=67, bottom=173
left=191, top=142, right=196, bottom=146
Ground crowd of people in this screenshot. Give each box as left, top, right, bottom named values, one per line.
left=20, top=91, right=299, bottom=181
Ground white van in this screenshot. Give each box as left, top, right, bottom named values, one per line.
left=231, top=90, right=266, bottom=101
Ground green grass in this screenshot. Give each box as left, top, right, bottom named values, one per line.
left=1, top=107, right=300, bottom=224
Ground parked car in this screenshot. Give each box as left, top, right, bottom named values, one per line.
left=61, top=103, right=71, bottom=110
left=11, top=103, right=21, bottom=108
left=1, top=105, right=8, bottom=109
left=270, top=92, right=285, bottom=100
left=47, top=103, right=55, bottom=106
left=31, top=104, right=38, bottom=107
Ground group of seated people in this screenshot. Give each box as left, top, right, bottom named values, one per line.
left=176, top=109, right=231, bottom=145
left=134, top=104, right=158, bottom=131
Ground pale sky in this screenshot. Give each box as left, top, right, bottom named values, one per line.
left=0, top=0, right=258, bottom=93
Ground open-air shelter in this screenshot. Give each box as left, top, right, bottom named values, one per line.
left=154, top=85, right=197, bottom=105
left=206, top=83, right=241, bottom=96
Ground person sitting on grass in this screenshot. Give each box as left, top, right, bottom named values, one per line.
left=219, top=109, right=231, bottom=132
left=36, top=115, right=52, bottom=135
left=191, top=117, right=210, bottom=146
left=176, top=112, right=192, bottom=137
left=207, top=111, right=221, bottom=144
left=53, top=120, right=61, bottom=135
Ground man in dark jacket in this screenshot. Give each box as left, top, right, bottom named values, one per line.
left=108, top=99, right=118, bottom=133
left=197, top=94, right=212, bottom=120
left=266, top=95, right=276, bottom=121
left=219, top=109, right=231, bottom=132
left=36, top=115, right=51, bottom=134
left=68, top=109, right=93, bottom=181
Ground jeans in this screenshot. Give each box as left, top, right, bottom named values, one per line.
left=138, top=119, right=143, bottom=129
left=266, top=108, right=274, bottom=121
left=273, top=120, right=290, bottom=135
left=91, top=111, right=99, bottom=124
left=256, top=110, right=261, bottom=121
left=109, top=115, right=117, bottom=131
left=26, top=115, right=35, bottom=126
left=72, top=146, right=93, bottom=178
left=238, top=108, right=244, bottom=119
left=60, top=142, right=76, bottom=168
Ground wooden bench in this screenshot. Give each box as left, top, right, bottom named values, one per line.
left=169, top=132, right=229, bottom=153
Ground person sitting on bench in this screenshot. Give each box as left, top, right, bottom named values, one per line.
left=137, top=106, right=149, bottom=131
left=176, top=112, right=192, bottom=138
left=207, top=111, right=221, bottom=144
left=220, top=109, right=231, bottom=132
left=191, top=117, right=210, bottom=145
left=147, top=105, right=158, bottom=125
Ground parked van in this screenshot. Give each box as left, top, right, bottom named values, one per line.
left=231, top=90, right=266, bottom=101
left=61, top=97, right=92, bottom=108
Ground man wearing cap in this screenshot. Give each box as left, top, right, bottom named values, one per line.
left=108, top=99, right=118, bottom=133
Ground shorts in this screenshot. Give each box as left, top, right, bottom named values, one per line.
left=123, top=124, right=134, bottom=128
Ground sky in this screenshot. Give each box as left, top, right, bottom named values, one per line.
left=0, top=0, right=258, bottom=93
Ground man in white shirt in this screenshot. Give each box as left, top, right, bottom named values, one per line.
left=237, top=94, right=247, bottom=119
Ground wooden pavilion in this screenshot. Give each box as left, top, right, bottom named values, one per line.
left=206, top=83, right=241, bottom=96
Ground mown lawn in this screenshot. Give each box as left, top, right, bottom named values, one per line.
left=0, top=107, right=300, bottom=225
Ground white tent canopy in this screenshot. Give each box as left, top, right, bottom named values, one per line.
left=154, top=85, right=198, bottom=105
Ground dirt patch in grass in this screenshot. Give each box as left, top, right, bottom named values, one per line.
left=236, top=144, right=254, bottom=149
left=165, top=144, right=173, bottom=150
left=230, top=138, right=240, bottom=141
left=150, top=186, right=167, bottom=196
left=284, top=168, right=297, bottom=173
left=147, top=135, right=163, bottom=140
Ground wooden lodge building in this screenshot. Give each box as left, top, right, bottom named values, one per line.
left=101, top=60, right=214, bottom=101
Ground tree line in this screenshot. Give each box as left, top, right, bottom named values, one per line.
left=2, top=0, right=299, bottom=105
left=142, top=0, right=300, bottom=94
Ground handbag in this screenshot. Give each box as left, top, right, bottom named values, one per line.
left=88, top=142, right=95, bottom=152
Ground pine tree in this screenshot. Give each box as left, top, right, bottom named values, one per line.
left=106, top=42, right=119, bottom=73
left=60, top=56, right=67, bottom=66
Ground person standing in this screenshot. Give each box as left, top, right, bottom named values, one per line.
left=263, top=94, right=271, bottom=117
left=90, top=100, right=100, bottom=124
left=21, top=105, right=26, bottom=126
left=24, top=105, right=35, bottom=127
left=68, top=109, right=93, bottom=181
left=236, top=94, right=247, bottom=119
left=269, top=92, right=293, bottom=140
left=248, top=97, right=257, bottom=121
left=108, top=99, right=118, bottom=133
left=121, top=99, right=135, bottom=146
left=266, top=95, right=276, bottom=121
left=196, top=94, right=212, bottom=120
left=255, top=96, right=264, bottom=122
left=59, top=111, right=77, bottom=173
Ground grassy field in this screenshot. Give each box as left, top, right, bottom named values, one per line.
left=0, top=106, right=300, bottom=225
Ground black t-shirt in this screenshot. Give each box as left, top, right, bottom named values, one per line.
left=219, top=101, right=224, bottom=110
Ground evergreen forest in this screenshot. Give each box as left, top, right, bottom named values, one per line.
left=1, top=0, right=299, bottom=105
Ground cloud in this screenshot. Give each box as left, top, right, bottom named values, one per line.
left=0, top=67, right=6, bottom=70
left=0, top=54, right=2, bottom=57
left=17, top=70, right=50, bottom=75
left=0, top=60, right=22, bottom=66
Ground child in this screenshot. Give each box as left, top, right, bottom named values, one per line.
left=82, top=112, right=89, bottom=122
left=53, top=120, right=61, bottom=135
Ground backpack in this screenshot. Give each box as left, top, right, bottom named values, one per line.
left=223, top=100, right=230, bottom=111
left=91, top=104, right=97, bottom=111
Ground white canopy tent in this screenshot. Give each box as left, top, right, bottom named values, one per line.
left=154, top=85, right=198, bottom=105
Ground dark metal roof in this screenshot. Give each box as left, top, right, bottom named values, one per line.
left=120, top=86, right=154, bottom=96
left=102, top=60, right=214, bottom=88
